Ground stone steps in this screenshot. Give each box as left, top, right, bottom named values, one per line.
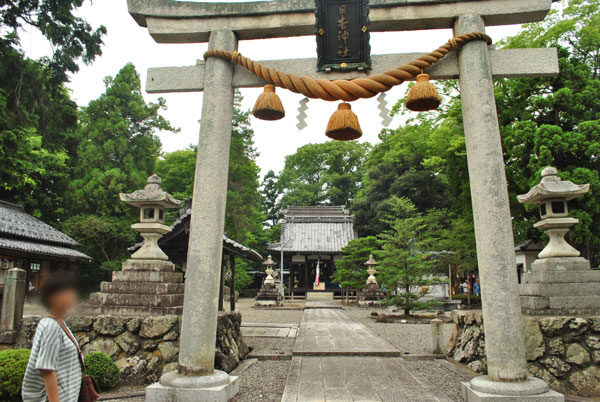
left=520, top=282, right=600, bottom=297
left=121, top=259, right=176, bottom=272
left=89, top=292, right=184, bottom=307
left=100, top=281, right=185, bottom=294
left=112, top=270, right=183, bottom=283
left=521, top=295, right=600, bottom=310
left=522, top=269, right=600, bottom=284
left=78, top=304, right=183, bottom=315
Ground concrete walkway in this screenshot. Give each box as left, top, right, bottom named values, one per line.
left=282, top=308, right=453, bottom=402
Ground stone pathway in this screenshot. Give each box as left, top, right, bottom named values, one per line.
left=242, top=322, right=298, bottom=338
left=293, top=309, right=400, bottom=356
left=283, top=308, right=453, bottom=402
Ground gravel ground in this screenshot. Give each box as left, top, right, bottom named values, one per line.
left=343, top=307, right=454, bottom=355
left=231, top=360, right=290, bottom=402
left=407, top=359, right=474, bottom=402
left=246, top=337, right=295, bottom=357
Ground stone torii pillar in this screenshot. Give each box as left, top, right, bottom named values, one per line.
left=127, top=0, right=563, bottom=401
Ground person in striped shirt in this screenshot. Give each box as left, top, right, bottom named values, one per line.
left=22, top=273, right=82, bottom=402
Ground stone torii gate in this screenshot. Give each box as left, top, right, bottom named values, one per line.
left=126, top=0, right=562, bottom=401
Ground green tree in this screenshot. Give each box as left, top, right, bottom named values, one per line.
left=278, top=141, right=369, bottom=207
left=1, top=0, right=106, bottom=83
left=378, top=197, right=445, bottom=315
left=332, top=236, right=381, bottom=291
left=64, top=64, right=176, bottom=281
left=497, top=0, right=600, bottom=261
left=261, top=170, right=281, bottom=227
left=156, top=147, right=196, bottom=200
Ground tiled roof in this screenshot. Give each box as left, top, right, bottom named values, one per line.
left=0, top=237, right=91, bottom=260
left=0, top=201, right=80, bottom=247
left=269, top=206, right=355, bottom=253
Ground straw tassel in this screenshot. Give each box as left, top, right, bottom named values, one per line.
left=325, top=103, right=362, bottom=141
left=252, top=84, right=285, bottom=120
left=405, top=73, right=441, bottom=112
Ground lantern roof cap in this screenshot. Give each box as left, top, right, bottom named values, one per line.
left=120, top=174, right=184, bottom=208
left=517, top=167, right=590, bottom=204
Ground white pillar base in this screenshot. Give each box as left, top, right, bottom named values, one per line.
left=145, top=370, right=239, bottom=402
left=462, top=376, right=564, bottom=402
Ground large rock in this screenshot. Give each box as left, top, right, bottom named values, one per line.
left=566, top=343, right=590, bottom=367
left=115, top=331, right=139, bottom=354
left=584, top=334, right=600, bottom=350
left=524, top=317, right=545, bottom=361
left=589, top=316, right=600, bottom=332
left=83, top=337, right=121, bottom=358
left=139, top=315, right=179, bottom=338
left=67, top=316, right=94, bottom=332
left=539, top=317, right=572, bottom=336
left=568, top=366, right=600, bottom=397
left=126, top=317, right=143, bottom=333
left=93, top=315, right=125, bottom=336
left=158, top=341, right=179, bottom=363
left=116, top=354, right=161, bottom=385
left=540, top=356, right=571, bottom=378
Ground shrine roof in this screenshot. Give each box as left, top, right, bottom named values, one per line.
left=0, top=200, right=90, bottom=260
left=268, top=206, right=355, bottom=253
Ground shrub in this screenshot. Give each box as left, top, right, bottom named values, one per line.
left=0, top=348, right=30, bottom=400
left=84, top=351, right=120, bottom=390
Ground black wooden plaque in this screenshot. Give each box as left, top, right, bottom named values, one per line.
left=315, top=0, right=371, bottom=72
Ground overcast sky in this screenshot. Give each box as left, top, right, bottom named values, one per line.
left=21, top=0, right=522, bottom=178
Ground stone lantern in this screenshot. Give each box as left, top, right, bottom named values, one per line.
left=517, top=167, right=589, bottom=259
left=365, top=254, right=378, bottom=285
left=82, top=174, right=186, bottom=315
left=518, top=167, right=600, bottom=315
left=255, top=255, right=282, bottom=306
left=262, top=255, right=276, bottom=286
left=119, top=174, right=183, bottom=261
left=359, top=254, right=384, bottom=306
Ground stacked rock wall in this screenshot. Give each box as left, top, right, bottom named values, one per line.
left=446, top=310, right=600, bottom=397
left=11, top=312, right=249, bottom=385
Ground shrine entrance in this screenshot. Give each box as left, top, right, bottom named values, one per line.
left=127, top=0, right=563, bottom=401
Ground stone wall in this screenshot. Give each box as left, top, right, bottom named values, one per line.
left=445, top=310, right=600, bottom=397
left=12, top=312, right=249, bottom=385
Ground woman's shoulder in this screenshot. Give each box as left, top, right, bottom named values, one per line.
left=36, top=317, right=63, bottom=334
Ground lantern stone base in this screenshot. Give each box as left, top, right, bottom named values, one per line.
left=462, top=376, right=563, bottom=401
left=358, top=283, right=384, bottom=307
left=80, top=259, right=184, bottom=316
left=146, top=370, right=239, bottom=402
left=520, top=257, right=600, bottom=315
left=255, top=283, right=282, bottom=306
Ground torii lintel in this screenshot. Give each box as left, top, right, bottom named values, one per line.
left=127, top=0, right=555, bottom=43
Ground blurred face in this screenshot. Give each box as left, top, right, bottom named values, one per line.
left=48, top=288, right=78, bottom=314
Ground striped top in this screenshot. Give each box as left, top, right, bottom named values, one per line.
left=22, top=317, right=82, bottom=402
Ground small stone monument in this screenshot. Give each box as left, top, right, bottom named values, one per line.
left=82, top=175, right=185, bottom=315
left=255, top=255, right=282, bottom=306
left=358, top=255, right=384, bottom=306
left=519, top=167, right=600, bottom=315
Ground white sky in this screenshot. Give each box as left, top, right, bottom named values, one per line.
left=20, top=0, right=523, bottom=178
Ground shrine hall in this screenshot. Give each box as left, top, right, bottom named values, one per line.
left=268, top=206, right=356, bottom=298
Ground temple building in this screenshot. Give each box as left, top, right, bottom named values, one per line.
left=268, top=206, right=356, bottom=298
left=0, top=200, right=90, bottom=295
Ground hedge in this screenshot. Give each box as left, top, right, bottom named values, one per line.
left=0, top=348, right=31, bottom=400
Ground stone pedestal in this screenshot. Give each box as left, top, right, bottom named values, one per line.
left=146, top=370, right=238, bottom=402
left=80, top=259, right=184, bottom=315
left=255, top=283, right=282, bottom=306
left=520, top=257, right=600, bottom=315
left=358, top=283, right=384, bottom=307
left=462, top=376, right=564, bottom=401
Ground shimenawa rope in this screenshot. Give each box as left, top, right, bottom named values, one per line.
left=203, top=32, right=491, bottom=102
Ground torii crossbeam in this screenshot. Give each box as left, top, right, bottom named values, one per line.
left=127, top=1, right=563, bottom=401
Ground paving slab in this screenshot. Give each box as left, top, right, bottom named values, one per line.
left=281, top=356, right=454, bottom=402
left=293, top=309, right=401, bottom=356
